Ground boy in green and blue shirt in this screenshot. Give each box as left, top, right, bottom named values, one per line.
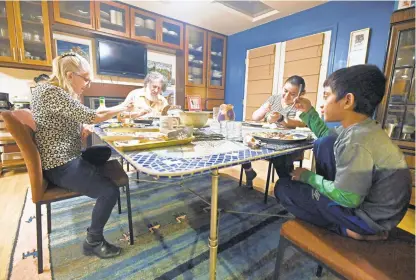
left=276, top=65, right=412, bottom=239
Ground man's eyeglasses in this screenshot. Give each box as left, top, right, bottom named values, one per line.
left=73, top=72, right=91, bottom=87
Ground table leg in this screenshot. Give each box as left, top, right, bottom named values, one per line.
left=209, top=169, right=219, bottom=280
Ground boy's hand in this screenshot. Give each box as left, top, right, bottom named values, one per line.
left=291, top=167, right=309, bottom=181
left=294, top=97, right=312, bottom=113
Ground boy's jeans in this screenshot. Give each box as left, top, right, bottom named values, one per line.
left=274, top=136, right=376, bottom=236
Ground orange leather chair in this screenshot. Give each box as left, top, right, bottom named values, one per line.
left=274, top=219, right=415, bottom=280
left=2, top=110, right=134, bottom=274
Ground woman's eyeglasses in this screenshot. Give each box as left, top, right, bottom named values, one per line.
left=73, top=73, right=91, bottom=87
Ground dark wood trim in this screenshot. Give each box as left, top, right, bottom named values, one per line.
left=0, top=61, right=52, bottom=71
left=95, top=1, right=130, bottom=38
left=158, top=17, right=184, bottom=50
left=0, top=1, right=18, bottom=63
left=12, top=0, right=53, bottom=66
left=176, top=52, right=185, bottom=109
left=391, top=7, right=415, bottom=24
left=207, top=32, right=226, bottom=90
left=52, top=0, right=95, bottom=30
left=376, top=21, right=415, bottom=126
left=185, top=25, right=207, bottom=88
left=129, top=7, right=160, bottom=45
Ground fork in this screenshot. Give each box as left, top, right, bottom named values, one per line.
left=286, top=84, right=304, bottom=117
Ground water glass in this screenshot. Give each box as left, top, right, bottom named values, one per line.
left=220, top=121, right=228, bottom=137
left=213, top=107, right=220, bottom=122
left=226, top=121, right=243, bottom=141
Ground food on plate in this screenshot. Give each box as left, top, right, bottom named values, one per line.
left=104, top=131, right=167, bottom=141
left=253, top=131, right=304, bottom=141
left=100, top=122, right=145, bottom=129
left=114, top=140, right=141, bottom=147
left=244, top=135, right=260, bottom=148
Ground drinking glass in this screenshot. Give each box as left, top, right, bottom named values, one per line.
left=220, top=121, right=228, bottom=137
left=226, top=121, right=243, bottom=141
left=213, top=107, right=220, bottom=122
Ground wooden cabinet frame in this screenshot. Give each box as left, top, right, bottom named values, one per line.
left=185, top=25, right=207, bottom=88
left=207, top=32, right=226, bottom=89
left=12, top=0, right=52, bottom=66
left=52, top=0, right=95, bottom=30
left=94, top=1, right=130, bottom=38
left=376, top=8, right=415, bottom=150
left=158, top=17, right=183, bottom=50
left=129, top=8, right=159, bottom=45
left=0, top=1, right=18, bottom=63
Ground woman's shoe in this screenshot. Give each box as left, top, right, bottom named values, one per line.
left=83, top=239, right=121, bottom=258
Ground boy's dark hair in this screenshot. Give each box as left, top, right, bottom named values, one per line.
left=285, top=75, right=305, bottom=90
left=323, top=65, right=386, bottom=116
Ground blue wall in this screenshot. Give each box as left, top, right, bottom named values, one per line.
left=225, top=1, right=395, bottom=120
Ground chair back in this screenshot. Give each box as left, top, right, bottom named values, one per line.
left=2, top=110, right=47, bottom=203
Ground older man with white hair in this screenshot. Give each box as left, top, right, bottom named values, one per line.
left=124, top=71, right=169, bottom=118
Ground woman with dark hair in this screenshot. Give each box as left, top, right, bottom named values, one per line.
left=34, top=74, right=50, bottom=84
left=242, top=75, right=307, bottom=188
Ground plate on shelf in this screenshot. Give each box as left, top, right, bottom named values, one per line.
left=78, top=9, right=89, bottom=15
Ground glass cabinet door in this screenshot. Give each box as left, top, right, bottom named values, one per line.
left=130, top=8, right=158, bottom=45
left=14, top=0, right=52, bottom=65
left=384, top=29, right=415, bottom=142
left=53, top=1, right=94, bottom=30
left=186, top=26, right=206, bottom=87
left=208, top=33, right=226, bottom=89
left=0, top=1, right=17, bottom=62
left=160, top=18, right=183, bottom=50
left=95, top=1, right=129, bottom=38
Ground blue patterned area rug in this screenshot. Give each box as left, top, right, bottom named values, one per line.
left=48, top=173, right=338, bottom=280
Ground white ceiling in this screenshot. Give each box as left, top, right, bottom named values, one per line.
left=122, top=1, right=327, bottom=36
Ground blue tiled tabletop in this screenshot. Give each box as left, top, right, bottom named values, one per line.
left=95, top=126, right=314, bottom=179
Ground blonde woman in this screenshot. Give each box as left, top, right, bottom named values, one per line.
left=124, top=71, right=169, bottom=118
left=31, top=52, right=133, bottom=258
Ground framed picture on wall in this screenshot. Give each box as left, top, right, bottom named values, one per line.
left=187, top=96, right=202, bottom=111
left=398, top=0, right=413, bottom=9
left=53, top=32, right=94, bottom=79
left=347, top=28, right=371, bottom=67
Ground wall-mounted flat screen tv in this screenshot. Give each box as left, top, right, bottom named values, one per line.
left=96, top=38, right=147, bottom=79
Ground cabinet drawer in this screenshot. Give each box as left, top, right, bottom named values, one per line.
left=207, top=88, right=224, bottom=99
left=206, top=99, right=223, bottom=110
left=185, top=86, right=206, bottom=96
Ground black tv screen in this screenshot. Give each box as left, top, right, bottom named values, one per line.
left=96, top=38, right=147, bottom=79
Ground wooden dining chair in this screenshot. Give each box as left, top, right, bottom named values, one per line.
left=2, top=110, right=134, bottom=274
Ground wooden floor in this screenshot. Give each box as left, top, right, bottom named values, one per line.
left=0, top=170, right=30, bottom=280
left=0, top=161, right=414, bottom=279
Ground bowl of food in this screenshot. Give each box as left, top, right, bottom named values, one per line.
left=179, top=111, right=210, bottom=128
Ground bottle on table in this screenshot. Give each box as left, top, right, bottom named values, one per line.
left=98, top=97, right=106, bottom=110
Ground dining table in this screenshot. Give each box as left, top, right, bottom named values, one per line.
left=94, top=123, right=314, bottom=280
